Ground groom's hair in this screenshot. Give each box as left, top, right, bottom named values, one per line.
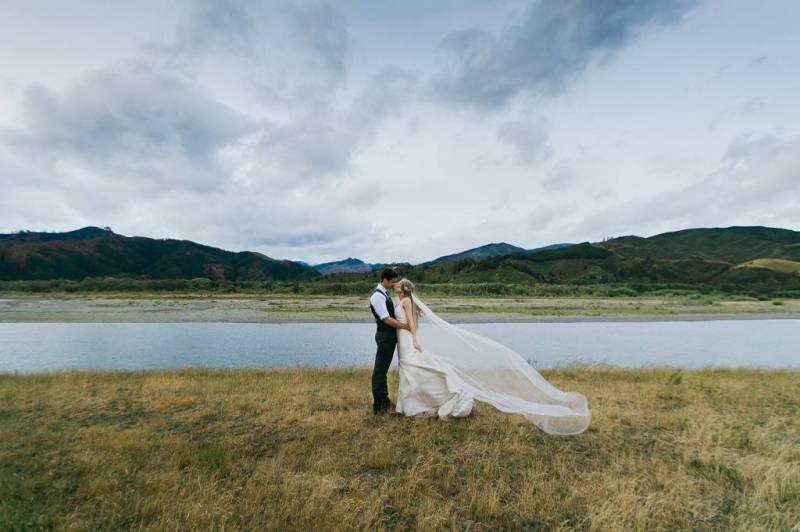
left=380, top=267, right=399, bottom=281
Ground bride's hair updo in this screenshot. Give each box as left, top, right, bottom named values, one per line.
left=396, top=278, right=414, bottom=296
left=396, top=278, right=423, bottom=320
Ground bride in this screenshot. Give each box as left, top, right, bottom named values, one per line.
left=392, top=278, right=591, bottom=436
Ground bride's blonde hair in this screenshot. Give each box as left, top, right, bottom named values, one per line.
left=396, top=278, right=423, bottom=320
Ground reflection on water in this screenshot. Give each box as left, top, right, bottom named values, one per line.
left=1, top=320, right=798, bottom=373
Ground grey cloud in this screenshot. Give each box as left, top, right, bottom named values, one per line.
left=723, top=134, right=781, bottom=165
left=355, top=67, right=418, bottom=120
left=0, top=75, right=15, bottom=96
left=252, top=107, right=360, bottom=183
left=241, top=67, right=417, bottom=185
left=2, top=64, right=248, bottom=193
left=572, top=133, right=800, bottom=238
left=542, top=159, right=580, bottom=191
left=5, top=0, right=794, bottom=265
left=0, top=58, right=410, bottom=261
left=0, top=44, right=413, bottom=191
left=708, top=98, right=766, bottom=130
left=292, top=2, right=349, bottom=80
left=134, top=1, right=403, bottom=188
left=527, top=202, right=570, bottom=231
left=183, top=178, right=388, bottom=258
left=496, top=117, right=552, bottom=165
left=431, top=0, right=698, bottom=108
left=149, top=0, right=350, bottom=105
left=179, top=0, right=256, bottom=54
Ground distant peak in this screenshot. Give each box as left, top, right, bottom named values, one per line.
left=423, top=241, right=527, bottom=265
left=314, top=257, right=366, bottom=267
left=67, top=226, right=115, bottom=238
left=74, top=225, right=113, bottom=232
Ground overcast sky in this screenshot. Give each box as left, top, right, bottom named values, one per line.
left=1, top=0, right=798, bottom=264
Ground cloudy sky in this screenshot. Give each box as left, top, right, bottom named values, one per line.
left=1, top=0, right=798, bottom=264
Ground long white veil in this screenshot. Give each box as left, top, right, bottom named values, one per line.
left=411, top=294, right=591, bottom=436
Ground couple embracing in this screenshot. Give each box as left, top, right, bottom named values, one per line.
left=368, top=268, right=592, bottom=435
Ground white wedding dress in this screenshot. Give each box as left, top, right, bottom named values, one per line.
left=395, top=297, right=475, bottom=418
left=394, top=295, right=591, bottom=435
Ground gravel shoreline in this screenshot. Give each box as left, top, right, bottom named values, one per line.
left=1, top=296, right=799, bottom=324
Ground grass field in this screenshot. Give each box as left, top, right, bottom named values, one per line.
left=1, top=368, right=798, bottom=530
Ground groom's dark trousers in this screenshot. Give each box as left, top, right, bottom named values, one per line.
left=372, top=329, right=397, bottom=411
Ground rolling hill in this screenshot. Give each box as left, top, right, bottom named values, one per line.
left=319, top=226, right=800, bottom=293
left=424, top=242, right=528, bottom=265
left=423, top=242, right=576, bottom=266
left=599, top=226, right=800, bottom=263
left=527, top=243, right=575, bottom=254
left=0, top=227, right=319, bottom=281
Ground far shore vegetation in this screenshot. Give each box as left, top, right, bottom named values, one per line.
left=3, top=278, right=800, bottom=322
left=2, top=276, right=799, bottom=300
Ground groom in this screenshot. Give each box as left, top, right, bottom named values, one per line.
left=369, top=267, right=410, bottom=414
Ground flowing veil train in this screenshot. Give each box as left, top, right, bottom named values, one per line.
left=411, top=294, right=591, bottom=435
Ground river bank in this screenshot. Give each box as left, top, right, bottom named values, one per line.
left=1, top=294, right=799, bottom=323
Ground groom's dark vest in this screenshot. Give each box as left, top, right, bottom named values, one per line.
left=370, top=288, right=396, bottom=334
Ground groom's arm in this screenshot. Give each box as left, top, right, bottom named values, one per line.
left=382, top=316, right=409, bottom=331
left=371, top=291, right=409, bottom=331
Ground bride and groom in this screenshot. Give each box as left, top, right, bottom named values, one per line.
left=369, top=268, right=591, bottom=436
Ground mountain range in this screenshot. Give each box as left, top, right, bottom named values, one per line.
left=307, top=242, right=577, bottom=274
left=421, top=242, right=574, bottom=266
left=309, top=257, right=384, bottom=276
left=0, top=227, right=317, bottom=282
left=1, top=226, right=799, bottom=290
left=0, top=226, right=569, bottom=279
left=397, top=226, right=800, bottom=289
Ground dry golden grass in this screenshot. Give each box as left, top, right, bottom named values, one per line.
left=1, top=367, right=798, bottom=530
left=737, top=259, right=800, bottom=275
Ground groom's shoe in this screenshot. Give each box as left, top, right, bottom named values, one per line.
left=384, top=400, right=404, bottom=416
left=373, top=400, right=396, bottom=415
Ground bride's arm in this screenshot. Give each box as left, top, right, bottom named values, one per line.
left=403, top=299, right=422, bottom=351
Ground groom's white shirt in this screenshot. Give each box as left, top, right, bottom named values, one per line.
left=370, top=283, right=390, bottom=321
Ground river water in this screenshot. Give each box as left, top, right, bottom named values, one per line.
left=1, top=320, right=798, bottom=373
